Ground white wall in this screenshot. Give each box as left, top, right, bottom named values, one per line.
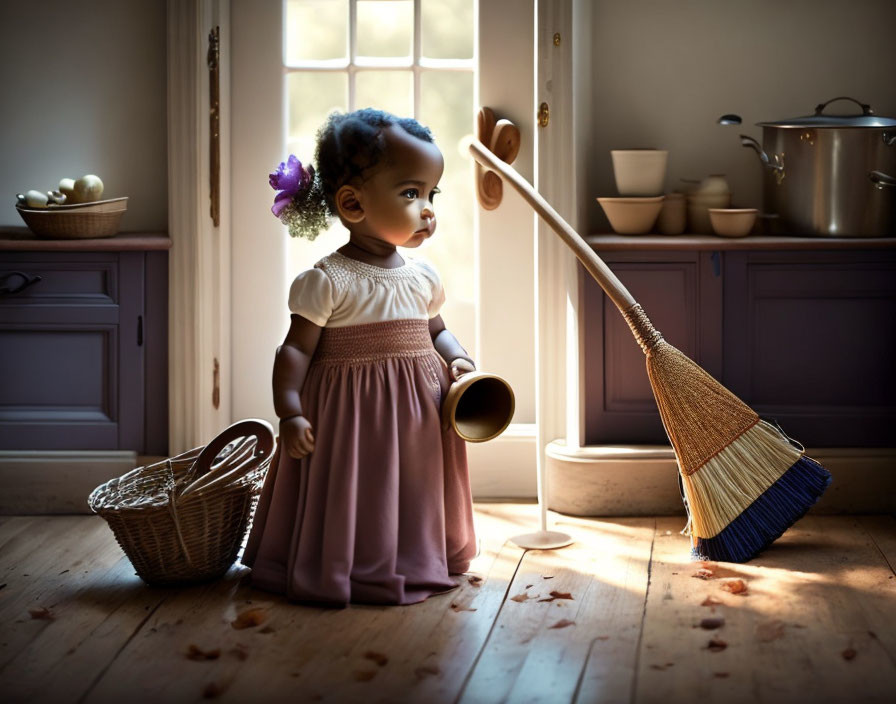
left=587, top=0, right=896, bottom=232
left=0, top=0, right=167, bottom=232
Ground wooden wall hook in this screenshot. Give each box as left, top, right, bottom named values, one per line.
left=475, top=107, right=521, bottom=210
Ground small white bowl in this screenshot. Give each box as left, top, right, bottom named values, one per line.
left=611, top=150, right=668, bottom=196
left=598, top=196, right=664, bottom=235
left=709, top=208, right=758, bottom=238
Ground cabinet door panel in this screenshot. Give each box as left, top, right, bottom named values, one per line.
left=584, top=252, right=706, bottom=444
left=723, top=250, right=896, bottom=446
left=0, top=251, right=144, bottom=451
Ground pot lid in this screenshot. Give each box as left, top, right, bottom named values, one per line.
left=757, top=96, right=896, bottom=128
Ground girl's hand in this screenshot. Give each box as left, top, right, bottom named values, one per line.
left=450, top=357, right=476, bottom=381
left=280, top=415, right=315, bottom=459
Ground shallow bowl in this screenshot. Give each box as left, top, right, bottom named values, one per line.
left=709, top=208, right=758, bottom=238
left=597, top=196, right=664, bottom=235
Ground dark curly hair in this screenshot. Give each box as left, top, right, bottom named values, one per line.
left=314, top=108, right=434, bottom=216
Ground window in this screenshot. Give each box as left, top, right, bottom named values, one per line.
left=283, top=0, right=477, bottom=349
left=231, top=0, right=538, bottom=497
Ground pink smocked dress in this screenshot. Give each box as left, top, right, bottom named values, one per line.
left=242, top=252, right=477, bottom=605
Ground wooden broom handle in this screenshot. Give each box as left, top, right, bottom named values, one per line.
left=469, top=139, right=637, bottom=313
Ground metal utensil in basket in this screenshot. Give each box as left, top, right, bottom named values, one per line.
left=88, top=419, right=275, bottom=586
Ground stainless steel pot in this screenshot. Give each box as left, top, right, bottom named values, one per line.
left=730, top=97, right=896, bottom=237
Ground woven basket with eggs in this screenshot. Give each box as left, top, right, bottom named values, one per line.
left=15, top=174, right=127, bottom=239
left=16, top=197, right=129, bottom=239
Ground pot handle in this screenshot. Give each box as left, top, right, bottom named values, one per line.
left=815, top=96, right=873, bottom=116
left=869, top=171, right=896, bottom=189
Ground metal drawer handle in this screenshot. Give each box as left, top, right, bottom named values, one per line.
left=0, top=271, right=43, bottom=296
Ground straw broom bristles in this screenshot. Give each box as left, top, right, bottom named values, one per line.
left=624, top=303, right=832, bottom=562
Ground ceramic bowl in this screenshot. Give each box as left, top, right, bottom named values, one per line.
left=709, top=208, right=758, bottom=238
left=611, top=150, right=668, bottom=196
left=598, top=196, right=664, bottom=235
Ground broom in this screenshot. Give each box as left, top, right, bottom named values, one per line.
left=469, top=123, right=832, bottom=563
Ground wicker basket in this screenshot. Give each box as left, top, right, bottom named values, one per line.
left=16, top=197, right=128, bottom=239
left=88, top=419, right=275, bottom=586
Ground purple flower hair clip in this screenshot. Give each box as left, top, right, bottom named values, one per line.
left=268, top=154, right=329, bottom=240
left=269, top=155, right=314, bottom=217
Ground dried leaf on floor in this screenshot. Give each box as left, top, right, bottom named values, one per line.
left=186, top=644, right=221, bottom=661
left=705, top=638, right=728, bottom=652
left=467, top=575, right=483, bottom=587
left=692, top=568, right=714, bottom=580
left=510, top=592, right=533, bottom=603
left=720, top=579, right=748, bottom=595
left=841, top=648, right=857, bottom=661
left=701, top=596, right=723, bottom=607
left=364, top=651, right=389, bottom=667
left=549, top=619, right=576, bottom=630
left=202, top=681, right=227, bottom=698
left=525, top=584, right=533, bottom=589
left=542, top=575, right=554, bottom=580
left=756, top=620, right=786, bottom=642
left=415, top=664, right=441, bottom=679
left=699, top=617, right=725, bottom=630
left=28, top=607, right=53, bottom=620
left=231, top=608, right=267, bottom=629
left=539, top=590, right=574, bottom=603
left=450, top=602, right=477, bottom=612
left=353, top=670, right=377, bottom=682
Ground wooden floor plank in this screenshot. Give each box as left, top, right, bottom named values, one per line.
left=859, top=515, right=896, bottom=574
left=635, top=515, right=896, bottom=704
left=83, top=504, right=527, bottom=703
left=0, top=516, right=39, bottom=555
left=2, top=509, right=894, bottom=704
left=459, top=515, right=655, bottom=704
left=0, top=516, right=167, bottom=703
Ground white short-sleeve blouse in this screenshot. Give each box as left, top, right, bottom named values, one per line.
left=288, top=251, right=446, bottom=328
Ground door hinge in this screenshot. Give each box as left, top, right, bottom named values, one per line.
left=213, top=357, right=221, bottom=409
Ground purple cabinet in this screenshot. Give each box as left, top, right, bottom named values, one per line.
left=583, top=243, right=896, bottom=448
left=722, top=250, right=896, bottom=446
left=0, top=247, right=168, bottom=453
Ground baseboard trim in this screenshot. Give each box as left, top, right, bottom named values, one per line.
left=468, top=424, right=537, bottom=500
left=0, top=450, right=137, bottom=514
left=546, top=441, right=896, bottom=515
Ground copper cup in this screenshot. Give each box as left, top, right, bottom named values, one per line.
left=441, top=371, right=515, bottom=443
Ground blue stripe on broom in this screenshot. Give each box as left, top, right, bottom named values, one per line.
left=691, top=456, right=832, bottom=563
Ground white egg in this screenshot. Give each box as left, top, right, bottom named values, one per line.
left=59, top=178, right=76, bottom=200
left=24, top=189, right=49, bottom=208
left=73, top=174, right=104, bottom=203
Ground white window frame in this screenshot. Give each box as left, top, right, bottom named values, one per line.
left=284, top=0, right=474, bottom=116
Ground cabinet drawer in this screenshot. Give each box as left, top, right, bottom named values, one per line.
left=0, top=252, right=118, bottom=306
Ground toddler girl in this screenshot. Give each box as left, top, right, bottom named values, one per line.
left=242, top=109, right=477, bottom=606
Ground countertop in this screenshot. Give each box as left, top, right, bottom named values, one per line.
left=586, top=233, right=896, bottom=250
left=0, top=228, right=171, bottom=252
